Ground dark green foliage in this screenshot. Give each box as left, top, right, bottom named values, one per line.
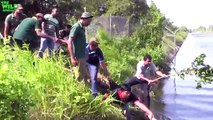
left=96, top=29, right=166, bottom=84
left=132, top=3, right=165, bottom=49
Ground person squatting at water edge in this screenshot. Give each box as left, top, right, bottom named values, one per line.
left=123, top=54, right=169, bottom=108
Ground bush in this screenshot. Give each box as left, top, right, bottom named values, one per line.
left=95, top=29, right=167, bottom=84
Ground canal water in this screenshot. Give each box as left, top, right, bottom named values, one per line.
left=152, top=33, right=213, bottom=120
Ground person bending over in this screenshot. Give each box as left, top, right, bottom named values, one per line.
left=103, top=85, right=157, bottom=120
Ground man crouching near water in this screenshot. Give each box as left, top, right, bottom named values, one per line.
left=103, top=85, right=157, bottom=120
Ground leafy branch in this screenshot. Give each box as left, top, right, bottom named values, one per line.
left=177, top=54, right=213, bottom=88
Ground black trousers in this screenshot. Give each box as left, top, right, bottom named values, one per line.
left=124, top=77, right=150, bottom=108
left=122, top=103, right=132, bottom=120
left=11, top=39, right=39, bottom=53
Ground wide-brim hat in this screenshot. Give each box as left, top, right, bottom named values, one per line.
left=81, top=12, right=93, bottom=19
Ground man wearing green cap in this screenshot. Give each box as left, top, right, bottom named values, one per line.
left=67, top=11, right=93, bottom=81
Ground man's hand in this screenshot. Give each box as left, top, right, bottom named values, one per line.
left=71, top=56, right=78, bottom=66
left=162, top=74, right=169, bottom=78
left=147, top=79, right=152, bottom=85
left=56, top=38, right=68, bottom=45
left=52, top=37, right=58, bottom=42
left=149, top=75, right=170, bottom=84
left=147, top=111, right=157, bottom=120
left=102, top=93, right=109, bottom=101
left=106, top=75, right=112, bottom=86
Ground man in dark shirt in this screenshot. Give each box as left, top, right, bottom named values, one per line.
left=54, top=24, right=72, bottom=56
left=13, top=13, right=57, bottom=52
left=59, top=24, right=72, bottom=39
left=86, top=37, right=111, bottom=97
left=103, top=85, right=157, bottom=120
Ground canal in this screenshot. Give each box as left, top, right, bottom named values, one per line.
left=152, top=33, right=213, bottom=120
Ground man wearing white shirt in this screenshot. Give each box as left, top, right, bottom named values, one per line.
left=124, top=54, right=168, bottom=108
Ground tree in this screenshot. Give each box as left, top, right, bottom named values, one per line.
left=194, top=26, right=206, bottom=32
left=132, top=2, right=165, bottom=49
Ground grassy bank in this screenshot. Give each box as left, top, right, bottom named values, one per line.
left=0, top=29, right=169, bottom=119
left=0, top=46, right=123, bottom=120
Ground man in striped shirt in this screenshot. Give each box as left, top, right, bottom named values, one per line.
left=38, top=7, right=59, bottom=58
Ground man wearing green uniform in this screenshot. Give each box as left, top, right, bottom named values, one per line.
left=13, top=13, right=57, bottom=52
left=67, top=12, right=93, bottom=81
left=3, top=4, right=27, bottom=44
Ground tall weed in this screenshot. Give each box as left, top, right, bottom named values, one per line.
left=0, top=46, right=123, bottom=120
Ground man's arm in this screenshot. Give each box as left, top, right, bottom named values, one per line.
left=134, top=100, right=157, bottom=120
left=35, top=29, right=55, bottom=40
left=102, top=92, right=109, bottom=100
left=67, top=36, right=78, bottom=66
left=35, top=21, right=56, bottom=41
left=156, top=71, right=168, bottom=77
left=67, top=36, right=74, bottom=57
left=55, top=26, right=59, bottom=38
left=98, top=49, right=109, bottom=77
left=3, top=15, right=11, bottom=38
left=100, top=61, right=111, bottom=87
left=3, top=23, right=9, bottom=38
left=0, top=32, right=3, bottom=40
left=139, top=74, right=152, bottom=83
left=100, top=61, right=110, bottom=77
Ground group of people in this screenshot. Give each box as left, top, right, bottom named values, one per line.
left=1, top=4, right=170, bottom=120
left=65, top=10, right=168, bottom=120
left=3, top=4, right=65, bottom=55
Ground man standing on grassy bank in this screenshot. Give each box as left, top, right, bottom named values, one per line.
left=85, top=37, right=111, bottom=97
left=67, top=11, right=93, bottom=81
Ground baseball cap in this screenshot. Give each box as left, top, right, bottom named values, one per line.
left=16, top=4, right=24, bottom=10
left=89, top=37, right=99, bottom=44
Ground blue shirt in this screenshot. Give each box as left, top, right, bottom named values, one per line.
left=85, top=44, right=104, bottom=66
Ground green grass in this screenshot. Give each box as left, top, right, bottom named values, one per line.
left=0, top=28, right=168, bottom=119
left=0, top=46, right=123, bottom=120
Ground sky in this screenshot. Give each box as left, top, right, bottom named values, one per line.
left=148, top=0, right=213, bottom=29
